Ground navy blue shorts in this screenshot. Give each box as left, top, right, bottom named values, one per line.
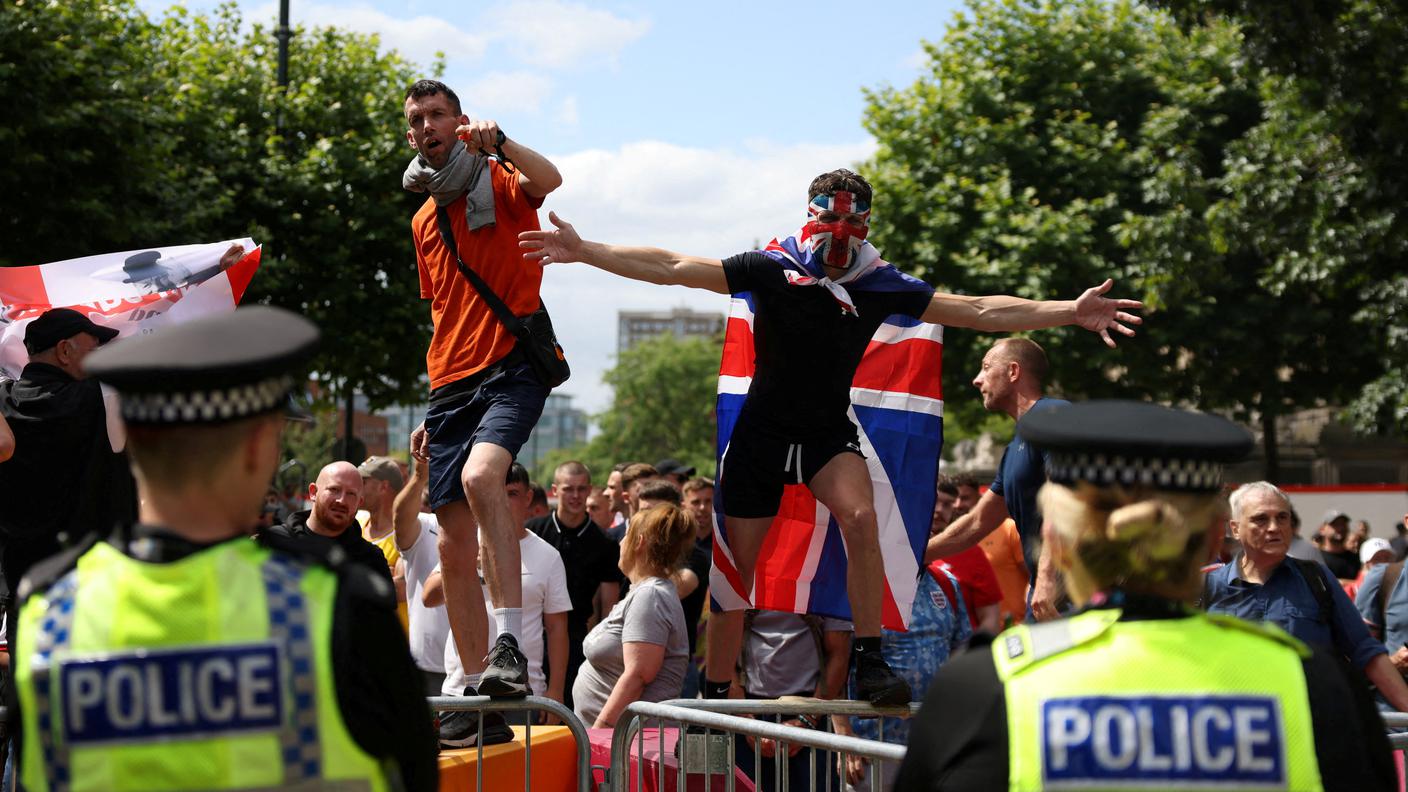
left=425, top=357, right=549, bottom=511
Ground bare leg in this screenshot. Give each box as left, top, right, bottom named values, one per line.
left=435, top=500, right=489, bottom=676
left=461, top=443, right=522, bottom=613
left=808, top=451, right=909, bottom=704
left=808, top=452, right=882, bottom=639
left=704, top=515, right=772, bottom=691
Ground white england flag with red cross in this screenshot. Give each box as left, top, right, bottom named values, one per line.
left=711, top=293, right=945, bottom=630
left=0, top=241, right=261, bottom=378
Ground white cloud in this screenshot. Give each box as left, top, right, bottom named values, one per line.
left=250, top=2, right=487, bottom=63
left=556, top=96, right=579, bottom=127
left=536, top=137, right=877, bottom=414
left=486, top=0, right=650, bottom=70
left=459, top=71, right=555, bottom=116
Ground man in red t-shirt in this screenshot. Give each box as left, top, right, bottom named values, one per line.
left=402, top=79, right=563, bottom=703
left=928, top=475, right=1002, bottom=633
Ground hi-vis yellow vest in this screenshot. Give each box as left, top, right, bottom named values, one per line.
left=15, top=539, right=389, bottom=792
left=994, top=608, right=1322, bottom=792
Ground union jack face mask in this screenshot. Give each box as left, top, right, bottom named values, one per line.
left=804, top=191, right=872, bottom=269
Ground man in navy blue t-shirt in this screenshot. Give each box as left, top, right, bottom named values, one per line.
left=925, top=338, right=1069, bottom=620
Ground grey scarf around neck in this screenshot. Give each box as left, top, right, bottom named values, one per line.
left=402, top=140, right=496, bottom=230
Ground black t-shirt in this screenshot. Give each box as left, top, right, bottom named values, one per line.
left=527, top=512, right=621, bottom=638
left=13, top=526, right=437, bottom=791
left=722, top=252, right=934, bottom=435
left=680, top=538, right=712, bottom=656
left=894, top=611, right=1396, bottom=792
left=260, top=511, right=394, bottom=587
left=1322, top=549, right=1361, bottom=580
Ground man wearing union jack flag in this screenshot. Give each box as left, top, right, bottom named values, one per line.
left=518, top=169, right=1143, bottom=704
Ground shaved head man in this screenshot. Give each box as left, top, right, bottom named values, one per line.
left=261, top=461, right=391, bottom=585
left=926, top=337, right=1070, bottom=621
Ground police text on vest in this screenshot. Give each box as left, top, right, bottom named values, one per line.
left=61, top=643, right=284, bottom=744
left=1041, top=695, right=1284, bottom=786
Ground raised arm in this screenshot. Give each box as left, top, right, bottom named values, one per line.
left=922, top=279, right=1144, bottom=348
left=520, top=212, right=729, bottom=294
left=392, top=455, right=428, bottom=553
left=925, top=489, right=1011, bottom=563
left=457, top=119, right=562, bottom=198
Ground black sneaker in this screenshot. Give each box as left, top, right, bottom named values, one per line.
left=439, top=708, right=514, bottom=749
left=478, top=634, right=531, bottom=697
left=854, top=653, right=911, bottom=706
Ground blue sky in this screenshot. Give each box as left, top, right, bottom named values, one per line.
left=145, top=0, right=968, bottom=414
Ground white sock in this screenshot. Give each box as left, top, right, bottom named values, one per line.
left=493, top=608, right=523, bottom=643
left=464, top=673, right=482, bottom=695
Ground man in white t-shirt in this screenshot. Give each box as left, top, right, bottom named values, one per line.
left=425, top=463, right=571, bottom=734
left=391, top=457, right=451, bottom=695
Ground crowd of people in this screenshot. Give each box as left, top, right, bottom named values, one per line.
left=0, top=74, right=1402, bottom=792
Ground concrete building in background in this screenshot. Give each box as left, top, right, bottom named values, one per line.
left=518, top=393, right=588, bottom=469
left=618, top=306, right=724, bottom=353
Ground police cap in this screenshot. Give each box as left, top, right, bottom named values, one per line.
left=1018, top=400, right=1251, bottom=492
left=84, top=306, right=319, bottom=426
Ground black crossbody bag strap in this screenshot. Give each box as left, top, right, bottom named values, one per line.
left=434, top=205, right=531, bottom=342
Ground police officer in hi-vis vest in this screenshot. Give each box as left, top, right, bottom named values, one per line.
left=896, top=401, right=1394, bottom=792
left=11, top=306, right=437, bottom=791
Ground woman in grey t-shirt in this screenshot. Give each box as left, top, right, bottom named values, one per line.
left=573, top=504, right=696, bottom=727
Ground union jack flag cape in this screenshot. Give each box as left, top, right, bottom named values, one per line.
left=710, top=230, right=944, bottom=629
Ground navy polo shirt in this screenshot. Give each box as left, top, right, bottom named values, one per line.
left=990, top=396, right=1069, bottom=575
left=1205, top=555, right=1384, bottom=670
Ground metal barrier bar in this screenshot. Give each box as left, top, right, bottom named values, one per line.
left=660, top=698, right=917, bottom=718
left=661, top=696, right=917, bottom=790
left=1384, top=713, right=1408, bottom=729
left=428, top=695, right=591, bottom=792
left=607, top=700, right=906, bottom=792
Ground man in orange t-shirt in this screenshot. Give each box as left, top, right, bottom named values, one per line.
left=402, top=79, right=563, bottom=705
left=952, top=472, right=1028, bottom=624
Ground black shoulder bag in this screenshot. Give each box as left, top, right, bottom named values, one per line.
left=434, top=205, right=570, bottom=389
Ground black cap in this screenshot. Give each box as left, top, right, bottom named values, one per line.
left=655, top=458, right=696, bottom=478
left=84, top=306, right=319, bottom=425
left=1017, top=400, right=1252, bottom=492
left=24, top=307, right=120, bottom=355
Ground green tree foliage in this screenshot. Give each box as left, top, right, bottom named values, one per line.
left=863, top=0, right=1386, bottom=470
left=536, top=333, right=721, bottom=484
left=1151, top=0, right=1408, bottom=432
left=0, top=0, right=432, bottom=407
left=279, top=408, right=339, bottom=494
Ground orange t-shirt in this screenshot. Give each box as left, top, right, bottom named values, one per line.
left=412, top=162, right=544, bottom=390
left=978, top=517, right=1030, bottom=622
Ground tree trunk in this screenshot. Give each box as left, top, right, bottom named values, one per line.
left=343, top=388, right=356, bottom=462
left=1261, top=409, right=1280, bottom=483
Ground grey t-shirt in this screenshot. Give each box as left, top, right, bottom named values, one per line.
left=742, top=611, right=852, bottom=698
left=572, top=576, right=688, bottom=724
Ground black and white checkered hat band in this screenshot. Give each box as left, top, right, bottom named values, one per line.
left=1046, top=451, right=1224, bottom=492
left=120, top=375, right=294, bottom=424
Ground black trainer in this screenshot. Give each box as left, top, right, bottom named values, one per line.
left=438, top=709, right=514, bottom=749
left=478, top=634, right=531, bottom=697
left=853, top=652, right=911, bottom=706
left=439, top=686, right=514, bottom=749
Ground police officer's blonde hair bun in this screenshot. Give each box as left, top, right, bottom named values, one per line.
left=1038, top=483, right=1225, bottom=605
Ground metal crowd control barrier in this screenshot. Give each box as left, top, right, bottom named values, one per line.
left=605, top=699, right=908, bottom=792
left=429, top=695, right=592, bottom=792
left=1383, top=711, right=1408, bottom=749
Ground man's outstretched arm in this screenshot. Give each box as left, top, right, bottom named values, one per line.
left=925, top=489, right=1011, bottom=563
left=922, top=279, right=1144, bottom=348
left=519, top=212, right=729, bottom=294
